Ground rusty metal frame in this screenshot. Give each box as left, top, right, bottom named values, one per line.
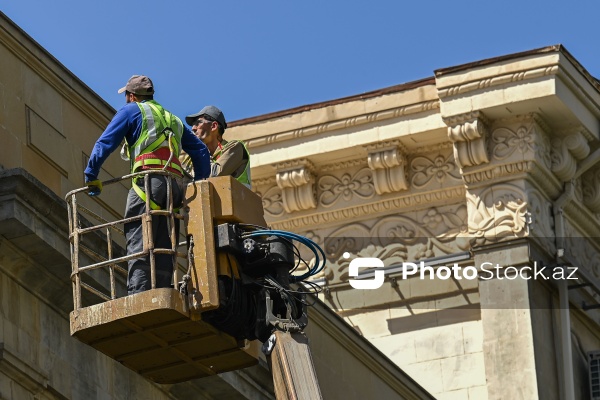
left=65, top=170, right=187, bottom=310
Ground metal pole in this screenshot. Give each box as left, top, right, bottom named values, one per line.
left=559, top=268, right=575, bottom=400
left=107, top=228, right=116, bottom=299
left=71, top=194, right=82, bottom=310
left=145, top=174, right=156, bottom=289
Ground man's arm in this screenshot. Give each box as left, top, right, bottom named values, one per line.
left=181, top=127, right=210, bottom=179
left=212, top=141, right=247, bottom=177
left=84, top=105, right=135, bottom=182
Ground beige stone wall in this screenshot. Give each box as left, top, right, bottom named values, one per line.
left=0, top=14, right=436, bottom=400
left=0, top=16, right=128, bottom=221
left=0, top=265, right=176, bottom=400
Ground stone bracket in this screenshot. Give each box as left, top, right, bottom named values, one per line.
left=366, top=141, right=408, bottom=195
left=445, top=112, right=490, bottom=169
left=275, top=159, right=317, bottom=213
left=551, top=131, right=590, bottom=181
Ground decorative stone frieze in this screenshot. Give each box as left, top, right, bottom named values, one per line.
left=445, top=112, right=490, bottom=169
left=320, top=204, right=468, bottom=284
left=275, top=159, right=317, bottom=213
left=583, top=167, right=600, bottom=213
left=563, top=221, right=600, bottom=276
left=551, top=131, right=590, bottom=181
left=317, top=167, right=375, bottom=207
left=258, top=185, right=285, bottom=217
left=490, top=117, right=552, bottom=168
left=525, top=188, right=555, bottom=240
left=466, top=183, right=529, bottom=246
left=366, top=141, right=408, bottom=194
left=269, top=187, right=466, bottom=231
left=410, top=151, right=462, bottom=189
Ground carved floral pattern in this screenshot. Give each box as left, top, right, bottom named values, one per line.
left=411, top=153, right=461, bottom=188
left=258, top=185, right=285, bottom=217
left=322, top=205, right=468, bottom=284
left=525, top=189, right=554, bottom=240
left=317, top=167, right=375, bottom=207
left=583, top=168, right=600, bottom=213
left=492, top=126, right=536, bottom=160
left=466, top=184, right=529, bottom=246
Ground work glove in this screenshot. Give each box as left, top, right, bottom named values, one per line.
left=86, top=179, right=102, bottom=196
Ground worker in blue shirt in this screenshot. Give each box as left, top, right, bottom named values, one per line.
left=84, top=75, right=210, bottom=294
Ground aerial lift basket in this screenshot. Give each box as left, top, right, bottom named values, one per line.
left=66, top=173, right=265, bottom=384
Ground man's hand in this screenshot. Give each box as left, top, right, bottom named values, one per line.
left=86, top=179, right=102, bottom=196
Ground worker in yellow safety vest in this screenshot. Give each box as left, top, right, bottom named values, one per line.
left=181, top=105, right=251, bottom=188
left=84, top=75, right=210, bottom=294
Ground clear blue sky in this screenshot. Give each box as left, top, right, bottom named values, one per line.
left=2, top=1, right=599, bottom=124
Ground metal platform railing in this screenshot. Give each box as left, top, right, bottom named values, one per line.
left=65, top=170, right=188, bottom=310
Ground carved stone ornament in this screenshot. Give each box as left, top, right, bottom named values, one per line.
left=492, top=125, right=536, bottom=160
left=323, top=204, right=468, bottom=284
left=466, top=184, right=529, bottom=246
left=410, top=152, right=462, bottom=189
left=551, top=131, right=590, bottom=181
left=257, top=185, right=285, bottom=217
left=275, top=160, right=317, bottom=213
left=490, top=119, right=552, bottom=171
left=318, top=167, right=375, bottom=207
left=367, top=146, right=408, bottom=194
left=583, top=167, right=600, bottom=213
left=446, top=113, right=490, bottom=169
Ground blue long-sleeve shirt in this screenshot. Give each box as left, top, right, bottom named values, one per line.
left=84, top=101, right=210, bottom=182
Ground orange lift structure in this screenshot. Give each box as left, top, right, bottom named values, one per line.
left=65, top=172, right=323, bottom=398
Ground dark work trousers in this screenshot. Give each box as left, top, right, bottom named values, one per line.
left=124, top=174, right=183, bottom=294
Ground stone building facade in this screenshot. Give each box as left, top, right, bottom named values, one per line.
left=228, top=45, right=600, bottom=400
left=2, top=7, right=600, bottom=400
left=0, top=11, right=431, bottom=400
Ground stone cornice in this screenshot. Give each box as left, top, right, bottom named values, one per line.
left=490, top=113, right=551, bottom=134
left=253, top=176, right=277, bottom=187
left=364, top=139, right=408, bottom=153
left=269, top=186, right=466, bottom=231
left=274, top=158, right=316, bottom=173
left=462, top=160, right=561, bottom=195
left=245, top=100, right=440, bottom=149
left=437, top=65, right=559, bottom=99
left=412, top=141, right=454, bottom=155
left=442, top=110, right=491, bottom=127
left=320, top=159, right=368, bottom=172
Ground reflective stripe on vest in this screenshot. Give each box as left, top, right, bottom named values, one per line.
left=128, top=101, right=183, bottom=166
left=236, top=141, right=251, bottom=188
left=212, top=140, right=252, bottom=188
left=125, top=100, right=185, bottom=210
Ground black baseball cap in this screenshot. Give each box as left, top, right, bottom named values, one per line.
left=186, top=105, right=227, bottom=130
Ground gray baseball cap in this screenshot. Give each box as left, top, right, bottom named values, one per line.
left=186, top=105, right=227, bottom=130
left=117, top=75, right=155, bottom=95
